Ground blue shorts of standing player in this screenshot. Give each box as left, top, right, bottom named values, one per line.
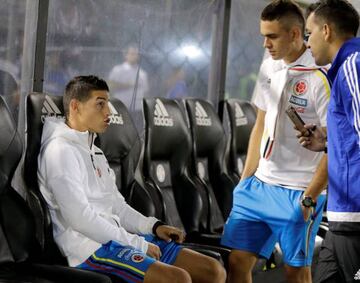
left=221, top=176, right=326, bottom=267
left=77, top=235, right=182, bottom=283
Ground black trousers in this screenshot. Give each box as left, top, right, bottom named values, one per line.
left=314, top=230, right=360, bottom=283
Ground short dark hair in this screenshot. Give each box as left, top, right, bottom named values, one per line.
left=261, top=0, right=305, bottom=34
left=313, top=0, right=359, bottom=36
left=63, top=75, right=109, bottom=118
left=305, top=3, right=321, bottom=19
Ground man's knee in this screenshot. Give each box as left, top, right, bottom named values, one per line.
left=167, top=268, right=192, bottom=283
left=229, top=250, right=257, bottom=272
left=202, top=257, right=226, bottom=283
left=145, top=263, right=192, bottom=283
left=284, top=265, right=311, bottom=283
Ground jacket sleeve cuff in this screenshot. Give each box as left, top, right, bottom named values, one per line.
left=139, top=237, right=149, bottom=254
left=152, top=220, right=166, bottom=237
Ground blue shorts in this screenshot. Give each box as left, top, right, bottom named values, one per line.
left=77, top=235, right=183, bottom=283
left=221, top=176, right=325, bottom=267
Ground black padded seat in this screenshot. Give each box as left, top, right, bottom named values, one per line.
left=184, top=98, right=238, bottom=219
left=24, top=93, right=66, bottom=264
left=96, top=98, right=142, bottom=200
left=142, top=98, right=208, bottom=234
left=142, top=98, right=227, bottom=243
left=225, top=99, right=256, bottom=179
left=94, top=98, right=226, bottom=262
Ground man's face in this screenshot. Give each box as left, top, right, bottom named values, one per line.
left=306, top=13, right=330, bottom=66
left=125, top=47, right=139, bottom=65
left=260, top=20, right=295, bottom=61
left=76, top=90, right=110, bottom=133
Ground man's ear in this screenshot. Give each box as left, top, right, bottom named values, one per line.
left=290, top=26, right=302, bottom=42
left=323, top=23, right=331, bottom=42
left=69, top=98, right=79, bottom=114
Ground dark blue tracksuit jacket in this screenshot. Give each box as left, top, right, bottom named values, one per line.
left=327, top=37, right=360, bottom=232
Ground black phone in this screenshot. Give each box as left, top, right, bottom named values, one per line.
left=285, top=105, right=308, bottom=133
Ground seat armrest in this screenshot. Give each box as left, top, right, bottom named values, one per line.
left=182, top=242, right=230, bottom=266
left=186, top=232, right=222, bottom=247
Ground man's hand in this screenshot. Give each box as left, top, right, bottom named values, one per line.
left=296, top=124, right=326, bottom=152
left=300, top=205, right=312, bottom=222
left=146, top=242, right=161, bottom=260
left=300, top=195, right=317, bottom=222
left=155, top=225, right=185, bottom=243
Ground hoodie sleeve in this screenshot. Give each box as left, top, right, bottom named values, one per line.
left=112, top=190, right=158, bottom=235
left=42, top=141, right=149, bottom=253
left=340, top=56, right=360, bottom=145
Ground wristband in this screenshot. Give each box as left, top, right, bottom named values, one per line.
left=301, top=195, right=317, bottom=208
left=152, top=221, right=166, bottom=237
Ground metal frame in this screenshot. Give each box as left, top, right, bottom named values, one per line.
left=17, top=0, right=232, bottom=132
left=17, top=0, right=48, bottom=137
left=33, top=0, right=49, bottom=92
left=207, top=0, right=232, bottom=121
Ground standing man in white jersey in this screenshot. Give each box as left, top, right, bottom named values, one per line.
left=221, top=1, right=330, bottom=282
left=108, top=46, right=149, bottom=112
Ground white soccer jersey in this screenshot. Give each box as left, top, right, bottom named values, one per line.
left=253, top=49, right=330, bottom=189
left=108, top=62, right=149, bottom=111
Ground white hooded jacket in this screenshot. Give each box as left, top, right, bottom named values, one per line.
left=38, top=117, right=157, bottom=267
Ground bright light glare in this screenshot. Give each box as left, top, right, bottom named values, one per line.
left=180, top=44, right=203, bottom=59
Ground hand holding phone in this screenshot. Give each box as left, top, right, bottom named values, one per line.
left=285, top=106, right=310, bottom=135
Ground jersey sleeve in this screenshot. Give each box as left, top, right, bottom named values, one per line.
left=252, top=61, right=269, bottom=111
left=312, top=69, right=331, bottom=127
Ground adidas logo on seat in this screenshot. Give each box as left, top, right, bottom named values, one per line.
left=154, top=99, right=174, bottom=127
left=195, top=101, right=211, bottom=126
left=41, top=96, right=64, bottom=123
left=108, top=102, right=124, bottom=125
left=235, top=102, right=248, bottom=126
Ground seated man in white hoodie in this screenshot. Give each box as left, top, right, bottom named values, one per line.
left=37, top=75, right=226, bottom=283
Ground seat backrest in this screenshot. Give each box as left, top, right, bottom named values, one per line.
left=225, top=99, right=256, bottom=178
left=93, top=98, right=162, bottom=220
left=0, top=96, right=40, bottom=264
left=142, top=97, right=213, bottom=234
left=24, top=93, right=67, bottom=264
left=0, top=224, right=13, bottom=265
left=128, top=178, right=164, bottom=220
left=185, top=98, right=236, bottom=219
left=96, top=98, right=142, bottom=200
left=0, top=96, right=22, bottom=195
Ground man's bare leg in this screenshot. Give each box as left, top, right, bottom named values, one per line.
left=284, top=265, right=312, bottom=283
left=227, top=250, right=258, bottom=283
left=144, top=261, right=192, bottom=283
left=173, top=248, right=226, bottom=283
